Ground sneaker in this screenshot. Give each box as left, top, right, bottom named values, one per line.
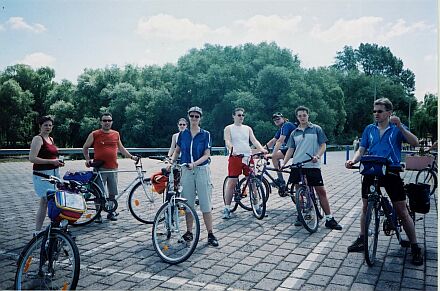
left=294, top=216, right=302, bottom=226
left=411, top=246, right=424, bottom=266
left=182, top=231, right=193, bottom=242
left=325, top=217, right=342, bottom=230
left=107, top=212, right=118, bottom=221
left=222, top=208, right=231, bottom=219
left=94, top=214, right=103, bottom=223
left=348, top=237, right=364, bottom=252
left=195, top=197, right=200, bottom=205
left=208, top=233, right=219, bottom=247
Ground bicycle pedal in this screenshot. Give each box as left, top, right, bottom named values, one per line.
left=400, top=239, right=411, bottom=248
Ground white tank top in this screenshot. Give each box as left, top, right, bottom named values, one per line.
left=230, top=124, right=251, bottom=156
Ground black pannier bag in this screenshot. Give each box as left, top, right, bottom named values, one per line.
left=405, top=183, right=430, bottom=214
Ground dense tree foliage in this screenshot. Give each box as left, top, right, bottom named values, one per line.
left=0, top=42, right=436, bottom=148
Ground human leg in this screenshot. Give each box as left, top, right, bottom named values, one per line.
left=36, top=198, right=48, bottom=231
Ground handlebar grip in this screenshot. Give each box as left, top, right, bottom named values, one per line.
left=149, top=155, right=167, bottom=161
left=33, top=171, right=51, bottom=179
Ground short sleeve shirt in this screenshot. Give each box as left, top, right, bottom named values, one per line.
left=177, top=128, right=211, bottom=166
left=286, top=123, right=328, bottom=168
left=360, top=123, right=408, bottom=166
left=274, top=121, right=297, bottom=147
left=92, top=129, right=120, bottom=169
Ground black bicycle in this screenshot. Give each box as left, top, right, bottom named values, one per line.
left=15, top=174, right=82, bottom=290
left=415, top=152, right=438, bottom=196
left=283, top=154, right=324, bottom=233
left=222, top=153, right=267, bottom=219
left=355, top=155, right=414, bottom=266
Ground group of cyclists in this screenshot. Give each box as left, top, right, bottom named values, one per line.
left=30, top=97, right=424, bottom=265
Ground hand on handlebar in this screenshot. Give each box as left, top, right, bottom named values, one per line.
left=345, top=160, right=356, bottom=169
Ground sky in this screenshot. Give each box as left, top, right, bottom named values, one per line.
left=0, top=0, right=437, bottom=101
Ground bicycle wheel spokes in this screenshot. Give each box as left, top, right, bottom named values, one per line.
left=128, top=178, right=163, bottom=224
left=152, top=201, right=200, bottom=264
left=237, top=177, right=252, bottom=211
left=249, top=179, right=266, bottom=220
left=416, top=169, right=438, bottom=196
left=364, top=200, right=380, bottom=266
left=73, top=183, right=102, bottom=226
left=295, top=187, right=319, bottom=233
left=15, top=230, right=80, bottom=290
left=222, top=177, right=239, bottom=212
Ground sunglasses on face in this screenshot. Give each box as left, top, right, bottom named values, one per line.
left=178, top=123, right=187, bottom=126
left=189, top=115, right=200, bottom=119
left=273, top=118, right=281, bottom=122
left=372, top=110, right=387, bottom=114
left=102, top=119, right=113, bottom=122
left=236, top=114, right=245, bottom=117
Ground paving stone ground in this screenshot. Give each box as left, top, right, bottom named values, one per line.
left=0, top=151, right=437, bottom=290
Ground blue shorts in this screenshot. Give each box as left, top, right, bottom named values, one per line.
left=32, top=168, right=60, bottom=198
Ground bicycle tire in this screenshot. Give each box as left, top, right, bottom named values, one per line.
left=128, top=178, right=163, bottom=224
left=260, top=176, right=271, bottom=202
left=222, top=177, right=239, bottom=212
left=295, top=186, right=319, bottom=233
left=364, top=199, right=380, bottom=266
left=248, top=178, right=266, bottom=219
left=152, top=200, right=200, bottom=264
left=72, top=181, right=103, bottom=226
left=415, top=168, right=438, bottom=196
left=313, top=190, right=325, bottom=220
left=15, top=229, right=80, bottom=290
left=237, top=177, right=253, bottom=211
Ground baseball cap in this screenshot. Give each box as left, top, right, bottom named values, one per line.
left=272, top=112, right=283, bottom=119
left=188, top=106, right=203, bottom=116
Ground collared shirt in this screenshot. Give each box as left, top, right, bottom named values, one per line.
left=286, top=123, right=328, bottom=168
left=360, top=123, right=408, bottom=166
left=177, top=128, right=211, bottom=166
left=274, top=121, right=297, bottom=147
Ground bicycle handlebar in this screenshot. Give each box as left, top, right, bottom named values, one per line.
left=281, top=153, right=314, bottom=170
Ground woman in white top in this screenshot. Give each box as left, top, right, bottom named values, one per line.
left=167, top=118, right=188, bottom=158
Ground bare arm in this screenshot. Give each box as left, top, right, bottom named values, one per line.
left=312, top=143, right=326, bottom=163
left=167, top=133, right=178, bottom=157
left=249, top=127, right=267, bottom=153
left=82, top=132, right=94, bottom=164
left=282, top=147, right=295, bottom=168
left=345, top=146, right=366, bottom=168
left=224, top=126, right=233, bottom=153
left=118, top=138, right=134, bottom=159
left=390, top=115, right=419, bottom=147
left=272, top=135, right=286, bottom=154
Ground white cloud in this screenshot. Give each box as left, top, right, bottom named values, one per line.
left=382, top=19, right=430, bottom=39
left=18, top=52, right=55, bottom=67
left=136, top=14, right=212, bottom=41
left=0, top=24, right=4, bottom=31
left=6, top=17, right=46, bottom=33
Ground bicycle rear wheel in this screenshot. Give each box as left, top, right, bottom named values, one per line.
left=416, top=169, right=438, bottom=196
left=128, top=178, right=163, bottom=224
left=152, top=200, right=200, bottom=264
left=248, top=178, right=266, bottom=219
left=295, top=186, right=319, bottom=233
left=15, top=229, right=80, bottom=290
left=364, top=199, right=380, bottom=266
left=222, top=177, right=239, bottom=212
left=73, top=181, right=102, bottom=226
left=237, top=177, right=253, bottom=211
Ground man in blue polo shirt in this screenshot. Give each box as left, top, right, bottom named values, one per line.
left=282, top=106, right=342, bottom=230
left=265, top=112, right=298, bottom=189
left=345, top=98, right=423, bottom=265
left=170, top=106, right=218, bottom=247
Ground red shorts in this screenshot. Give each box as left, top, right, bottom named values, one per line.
left=228, top=156, right=253, bottom=178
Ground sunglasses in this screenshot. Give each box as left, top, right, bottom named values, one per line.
left=178, top=123, right=187, bottom=126
left=372, top=110, right=387, bottom=114
left=236, top=114, right=245, bottom=117
left=102, top=119, right=113, bottom=122
left=189, top=115, right=200, bottom=119
left=273, top=117, right=281, bottom=121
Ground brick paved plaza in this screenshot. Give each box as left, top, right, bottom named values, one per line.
left=0, top=151, right=437, bottom=290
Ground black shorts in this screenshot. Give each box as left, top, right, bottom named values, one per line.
left=288, top=168, right=324, bottom=186
left=280, top=148, right=288, bottom=155
left=361, top=171, right=406, bottom=202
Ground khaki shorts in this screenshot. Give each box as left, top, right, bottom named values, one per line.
left=181, top=165, right=213, bottom=213
left=96, top=168, right=118, bottom=199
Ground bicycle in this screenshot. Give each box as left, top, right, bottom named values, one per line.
left=222, top=153, right=267, bottom=220
left=64, top=157, right=161, bottom=225
left=415, top=152, right=438, bottom=196
left=151, top=157, right=200, bottom=264
left=15, top=173, right=82, bottom=290
left=283, top=154, right=324, bottom=233
left=354, top=155, right=414, bottom=266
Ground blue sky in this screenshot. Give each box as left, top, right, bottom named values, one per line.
left=0, top=0, right=437, bottom=101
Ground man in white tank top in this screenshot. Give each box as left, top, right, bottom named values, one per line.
left=223, top=108, right=267, bottom=219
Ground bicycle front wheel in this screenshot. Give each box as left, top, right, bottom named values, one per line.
left=416, top=169, right=438, bottom=196
left=364, top=199, right=380, bottom=266
left=296, top=186, right=319, bottom=233
left=73, top=181, right=102, bottom=226
left=152, top=200, right=200, bottom=264
left=15, top=229, right=80, bottom=290
left=248, top=178, right=266, bottom=220
left=128, top=178, right=163, bottom=224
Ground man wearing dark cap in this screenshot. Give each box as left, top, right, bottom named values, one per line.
left=265, top=112, right=298, bottom=190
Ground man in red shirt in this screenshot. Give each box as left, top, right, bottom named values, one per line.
left=82, top=112, right=137, bottom=222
